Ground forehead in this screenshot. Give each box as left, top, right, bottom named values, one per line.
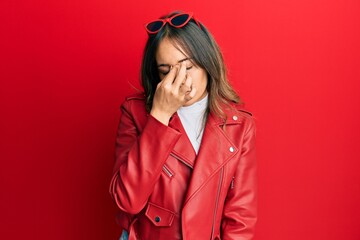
left=156, top=38, right=189, bottom=65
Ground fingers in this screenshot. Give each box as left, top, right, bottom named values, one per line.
left=161, top=64, right=179, bottom=87
left=179, top=75, right=192, bottom=94
left=182, top=75, right=196, bottom=102
left=172, top=61, right=187, bottom=90
left=184, top=86, right=197, bottom=102
left=155, top=61, right=195, bottom=107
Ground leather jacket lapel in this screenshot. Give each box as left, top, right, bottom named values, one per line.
left=183, top=112, right=240, bottom=206
left=168, top=113, right=196, bottom=168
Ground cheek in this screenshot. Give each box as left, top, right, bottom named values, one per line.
left=189, top=70, right=207, bottom=90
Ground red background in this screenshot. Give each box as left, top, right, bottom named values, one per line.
left=1, top=0, right=360, bottom=239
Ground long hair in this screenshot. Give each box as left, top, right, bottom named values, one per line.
left=141, top=11, right=241, bottom=120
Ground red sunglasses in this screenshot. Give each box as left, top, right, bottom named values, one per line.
left=145, top=12, right=201, bottom=34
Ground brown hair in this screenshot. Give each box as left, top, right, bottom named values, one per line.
left=141, top=11, right=241, bottom=120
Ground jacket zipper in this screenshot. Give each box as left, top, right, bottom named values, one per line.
left=170, top=152, right=193, bottom=169
left=162, top=164, right=174, bottom=178
left=211, top=168, right=223, bottom=239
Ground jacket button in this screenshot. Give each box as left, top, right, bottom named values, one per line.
left=229, top=147, right=234, bottom=152
left=154, top=216, right=161, bottom=222
left=232, top=115, right=238, bottom=121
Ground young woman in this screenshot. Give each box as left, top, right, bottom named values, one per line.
left=109, top=11, right=257, bottom=240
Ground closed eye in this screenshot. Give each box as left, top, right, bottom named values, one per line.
left=159, top=66, right=192, bottom=76
left=159, top=70, right=170, bottom=75
left=158, top=65, right=171, bottom=76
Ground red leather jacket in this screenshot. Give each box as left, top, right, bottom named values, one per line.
left=109, top=94, right=257, bottom=240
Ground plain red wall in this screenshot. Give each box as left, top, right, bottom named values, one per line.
left=1, top=0, right=359, bottom=239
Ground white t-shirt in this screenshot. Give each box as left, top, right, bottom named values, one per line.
left=177, top=94, right=208, bottom=154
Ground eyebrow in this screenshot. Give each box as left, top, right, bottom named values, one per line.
left=157, top=58, right=190, bottom=67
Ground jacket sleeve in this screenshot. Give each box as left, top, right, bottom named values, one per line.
left=109, top=100, right=181, bottom=214
left=221, top=117, right=258, bottom=240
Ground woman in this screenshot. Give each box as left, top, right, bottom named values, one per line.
left=109, top=11, right=257, bottom=240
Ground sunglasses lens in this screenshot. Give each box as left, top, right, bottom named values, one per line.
left=170, top=14, right=190, bottom=26
left=146, top=20, right=164, bottom=32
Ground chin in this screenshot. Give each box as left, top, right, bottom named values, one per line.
left=183, top=93, right=206, bottom=106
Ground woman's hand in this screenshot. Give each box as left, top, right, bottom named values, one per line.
left=150, top=61, right=197, bottom=125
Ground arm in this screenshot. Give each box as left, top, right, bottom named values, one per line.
left=109, top=100, right=181, bottom=214
left=221, top=117, right=258, bottom=239
left=110, top=62, right=195, bottom=215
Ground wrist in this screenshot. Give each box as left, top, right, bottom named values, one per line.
left=150, top=109, right=172, bottom=126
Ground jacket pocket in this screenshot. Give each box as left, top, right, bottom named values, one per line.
left=162, top=163, right=174, bottom=178
left=145, top=202, right=175, bottom=227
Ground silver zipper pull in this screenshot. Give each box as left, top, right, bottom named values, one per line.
left=162, top=164, right=174, bottom=178
left=230, top=176, right=235, bottom=189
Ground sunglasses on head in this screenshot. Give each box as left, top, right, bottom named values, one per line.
left=145, top=12, right=201, bottom=34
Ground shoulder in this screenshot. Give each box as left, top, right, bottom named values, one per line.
left=226, top=102, right=256, bottom=133
left=120, top=92, right=147, bottom=116
left=124, top=92, right=146, bottom=101
left=121, top=92, right=146, bottom=107
left=226, top=102, right=254, bottom=120
left=117, top=93, right=148, bottom=131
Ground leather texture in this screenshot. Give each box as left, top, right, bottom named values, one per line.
left=109, top=93, right=257, bottom=240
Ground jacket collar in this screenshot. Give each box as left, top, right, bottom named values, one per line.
left=168, top=104, right=241, bottom=168
left=168, top=113, right=196, bottom=168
